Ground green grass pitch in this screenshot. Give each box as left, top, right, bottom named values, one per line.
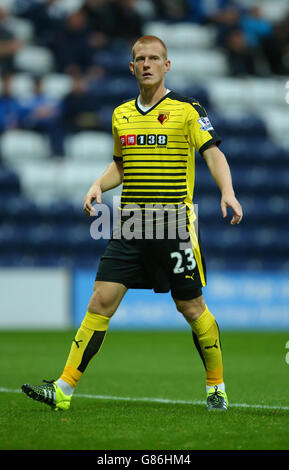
left=1, top=329, right=289, bottom=450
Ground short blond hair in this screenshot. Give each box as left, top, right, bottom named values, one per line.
left=132, top=35, right=168, bottom=60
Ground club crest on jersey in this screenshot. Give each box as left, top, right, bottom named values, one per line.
left=197, top=117, right=213, bottom=132
left=158, top=112, right=170, bottom=125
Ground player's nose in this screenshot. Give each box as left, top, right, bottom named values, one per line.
left=143, top=57, right=151, bottom=68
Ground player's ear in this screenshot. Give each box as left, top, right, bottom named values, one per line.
left=164, top=59, right=171, bottom=73
left=129, top=61, right=135, bottom=75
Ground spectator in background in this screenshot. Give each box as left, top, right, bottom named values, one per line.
left=154, top=0, right=188, bottom=22
left=21, top=76, right=64, bottom=155
left=219, top=6, right=274, bottom=76
left=185, top=1, right=274, bottom=76
left=0, top=71, right=23, bottom=132
left=111, top=0, right=144, bottom=45
left=53, top=9, right=93, bottom=75
left=224, top=28, right=258, bottom=76
left=83, top=0, right=144, bottom=47
left=185, top=0, right=235, bottom=24
left=61, top=73, right=101, bottom=137
left=261, top=14, right=289, bottom=75
left=0, top=6, right=23, bottom=73
left=240, top=6, right=272, bottom=48
left=209, top=4, right=241, bottom=44
left=239, top=6, right=273, bottom=76
left=81, top=0, right=117, bottom=50
left=16, top=0, right=65, bottom=51
left=202, top=4, right=256, bottom=76
left=200, top=3, right=268, bottom=76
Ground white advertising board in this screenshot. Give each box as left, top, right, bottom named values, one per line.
left=0, top=268, right=70, bottom=329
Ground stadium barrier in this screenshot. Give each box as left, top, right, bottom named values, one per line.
left=73, top=269, right=289, bottom=331
left=0, top=269, right=288, bottom=330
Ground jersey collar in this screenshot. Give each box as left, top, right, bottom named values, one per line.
left=135, top=90, right=173, bottom=116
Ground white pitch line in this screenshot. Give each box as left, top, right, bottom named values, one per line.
left=1, top=387, right=289, bottom=411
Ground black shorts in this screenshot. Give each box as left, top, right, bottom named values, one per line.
left=95, top=231, right=207, bottom=301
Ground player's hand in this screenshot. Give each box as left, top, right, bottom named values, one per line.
left=83, top=184, right=102, bottom=217
left=221, top=193, right=243, bottom=225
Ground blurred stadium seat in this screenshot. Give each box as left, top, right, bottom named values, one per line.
left=10, top=73, right=34, bottom=98
left=0, top=130, right=50, bottom=165
left=144, top=22, right=216, bottom=49
left=168, top=50, right=229, bottom=79
left=207, top=78, right=287, bottom=111
left=18, top=161, right=60, bottom=203
left=59, top=161, right=108, bottom=200
left=0, top=0, right=288, bottom=273
left=64, top=131, right=113, bottom=162
left=92, top=51, right=131, bottom=77
left=260, top=0, right=289, bottom=21
left=42, top=74, right=73, bottom=99
left=5, top=16, right=34, bottom=42
left=14, top=46, right=55, bottom=75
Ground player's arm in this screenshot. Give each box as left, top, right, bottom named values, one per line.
left=83, top=160, right=123, bottom=216
left=202, top=145, right=243, bottom=225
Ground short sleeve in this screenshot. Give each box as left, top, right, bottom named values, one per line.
left=112, top=110, right=123, bottom=161
left=186, top=102, right=221, bottom=155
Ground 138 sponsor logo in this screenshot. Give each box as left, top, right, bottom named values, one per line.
left=120, top=134, right=167, bottom=146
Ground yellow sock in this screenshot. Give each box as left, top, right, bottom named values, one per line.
left=189, top=306, right=223, bottom=386
left=59, top=311, right=110, bottom=388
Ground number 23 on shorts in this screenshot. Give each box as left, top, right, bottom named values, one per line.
left=170, top=248, right=196, bottom=274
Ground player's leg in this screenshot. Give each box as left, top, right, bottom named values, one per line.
left=56, top=281, right=127, bottom=390
left=173, top=293, right=228, bottom=410
left=55, top=237, right=148, bottom=401
left=22, top=281, right=127, bottom=410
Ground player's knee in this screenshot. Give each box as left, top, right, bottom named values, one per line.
left=174, top=295, right=206, bottom=322
left=88, top=288, right=117, bottom=317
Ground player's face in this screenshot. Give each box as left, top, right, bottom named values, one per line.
left=130, top=41, right=170, bottom=88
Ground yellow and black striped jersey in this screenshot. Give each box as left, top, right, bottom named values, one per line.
left=112, top=91, right=221, bottom=218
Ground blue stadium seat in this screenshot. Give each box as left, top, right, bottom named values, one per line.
left=0, top=225, right=17, bottom=249
left=5, top=197, right=39, bottom=221
left=40, top=201, right=81, bottom=224
left=0, top=5, right=287, bottom=274
left=98, top=105, right=115, bottom=131
left=0, top=167, right=21, bottom=195
left=211, top=114, right=268, bottom=138
left=177, top=85, right=211, bottom=109
left=231, top=167, right=287, bottom=194
left=239, top=195, right=289, bottom=225
left=92, top=51, right=130, bottom=76
left=89, top=77, right=138, bottom=104
left=220, top=138, right=286, bottom=164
